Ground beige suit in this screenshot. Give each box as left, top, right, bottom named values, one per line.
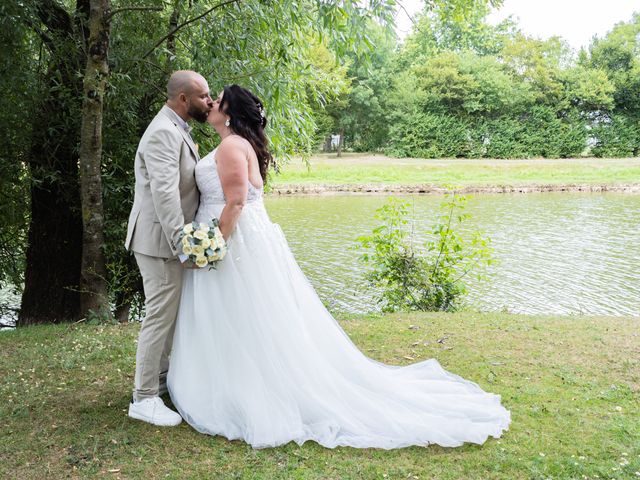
left=125, top=105, right=200, bottom=401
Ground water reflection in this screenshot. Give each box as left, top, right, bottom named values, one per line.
left=0, top=285, right=20, bottom=330
left=265, top=192, right=640, bottom=316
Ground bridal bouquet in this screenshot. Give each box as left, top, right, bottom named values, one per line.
left=179, top=219, right=227, bottom=269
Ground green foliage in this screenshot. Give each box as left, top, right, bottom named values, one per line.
left=357, top=196, right=493, bottom=312
left=333, top=6, right=639, bottom=159
left=0, top=2, right=36, bottom=291
left=386, top=111, right=473, bottom=158
left=481, top=107, right=587, bottom=158
left=303, top=40, right=353, bottom=149
left=586, top=12, right=640, bottom=157
left=591, top=114, right=640, bottom=157
left=589, top=13, right=640, bottom=115
left=308, top=20, right=396, bottom=152
left=2, top=0, right=400, bottom=321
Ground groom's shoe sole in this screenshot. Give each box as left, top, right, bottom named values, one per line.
left=128, top=404, right=182, bottom=427
left=128, top=410, right=182, bottom=427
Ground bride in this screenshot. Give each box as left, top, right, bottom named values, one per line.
left=167, top=84, right=510, bottom=449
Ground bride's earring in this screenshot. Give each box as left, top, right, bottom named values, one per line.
left=225, top=119, right=230, bottom=127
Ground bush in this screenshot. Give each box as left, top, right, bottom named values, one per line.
left=591, top=114, right=640, bottom=157
left=385, top=112, right=475, bottom=158
left=357, top=195, right=493, bottom=312
left=386, top=107, right=589, bottom=159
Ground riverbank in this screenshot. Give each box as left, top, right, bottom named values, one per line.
left=270, top=182, right=640, bottom=195
left=1, top=312, right=638, bottom=479
left=270, top=154, right=640, bottom=194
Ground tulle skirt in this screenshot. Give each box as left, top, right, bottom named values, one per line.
left=167, top=199, right=510, bottom=449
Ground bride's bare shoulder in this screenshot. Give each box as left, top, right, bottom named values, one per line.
left=217, top=135, right=249, bottom=164
left=219, top=134, right=250, bottom=150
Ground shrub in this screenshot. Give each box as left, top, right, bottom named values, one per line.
left=357, top=195, right=493, bottom=312
left=385, top=112, right=474, bottom=158
left=591, top=114, right=640, bottom=157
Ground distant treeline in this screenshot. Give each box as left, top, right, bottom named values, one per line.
left=315, top=8, right=640, bottom=158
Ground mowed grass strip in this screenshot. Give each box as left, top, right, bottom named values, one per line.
left=1, top=312, right=638, bottom=479
left=272, top=154, right=640, bottom=187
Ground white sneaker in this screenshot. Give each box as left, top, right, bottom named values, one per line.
left=128, top=397, right=182, bottom=427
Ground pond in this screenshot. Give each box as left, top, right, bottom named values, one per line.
left=265, top=192, right=640, bottom=316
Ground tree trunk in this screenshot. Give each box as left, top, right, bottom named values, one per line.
left=18, top=1, right=89, bottom=326
left=78, top=0, right=111, bottom=318
left=167, top=1, right=181, bottom=69
left=114, top=298, right=130, bottom=324
left=337, top=128, right=345, bottom=157
left=19, top=79, right=83, bottom=326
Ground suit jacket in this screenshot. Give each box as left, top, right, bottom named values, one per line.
left=125, top=105, right=200, bottom=258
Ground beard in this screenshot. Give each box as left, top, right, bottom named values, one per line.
left=187, top=102, right=210, bottom=123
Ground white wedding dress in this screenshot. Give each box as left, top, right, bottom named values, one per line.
left=167, top=150, right=510, bottom=449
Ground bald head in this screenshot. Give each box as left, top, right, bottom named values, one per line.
left=165, top=70, right=213, bottom=123
left=167, top=70, right=207, bottom=100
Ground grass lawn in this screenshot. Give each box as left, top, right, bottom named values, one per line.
left=1, top=312, right=638, bottom=479
left=272, top=154, right=640, bottom=188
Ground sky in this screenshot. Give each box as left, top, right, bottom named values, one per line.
left=395, top=0, right=640, bottom=50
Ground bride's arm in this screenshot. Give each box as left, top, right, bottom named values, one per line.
left=216, top=137, right=249, bottom=240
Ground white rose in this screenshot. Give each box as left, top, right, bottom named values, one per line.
left=200, top=237, right=211, bottom=249
left=209, top=251, right=221, bottom=261
left=182, top=236, right=192, bottom=247
left=193, top=230, right=207, bottom=240
left=182, top=245, right=193, bottom=255
left=183, top=223, right=194, bottom=234
left=195, top=256, right=208, bottom=268
left=192, top=244, right=204, bottom=256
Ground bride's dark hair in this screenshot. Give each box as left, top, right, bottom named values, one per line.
left=219, top=84, right=272, bottom=183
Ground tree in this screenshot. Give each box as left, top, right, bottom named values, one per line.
left=303, top=41, right=352, bottom=152
left=79, top=0, right=111, bottom=317
left=587, top=12, right=640, bottom=156
left=17, top=1, right=88, bottom=325
left=0, top=3, right=33, bottom=322
left=385, top=9, right=619, bottom=159
left=8, top=0, right=399, bottom=325
left=338, top=22, right=396, bottom=152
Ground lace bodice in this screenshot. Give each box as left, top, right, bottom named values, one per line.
left=196, top=149, right=263, bottom=207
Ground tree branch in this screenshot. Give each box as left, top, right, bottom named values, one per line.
left=138, top=76, right=167, bottom=98
left=140, top=0, right=242, bottom=60
left=23, top=16, right=55, bottom=50
left=138, top=59, right=172, bottom=76
left=35, top=0, right=73, bottom=34
left=106, top=6, right=163, bottom=22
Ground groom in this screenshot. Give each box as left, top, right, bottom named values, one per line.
left=125, top=70, right=213, bottom=426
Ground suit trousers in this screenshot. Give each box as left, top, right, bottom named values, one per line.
left=133, top=252, right=183, bottom=401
